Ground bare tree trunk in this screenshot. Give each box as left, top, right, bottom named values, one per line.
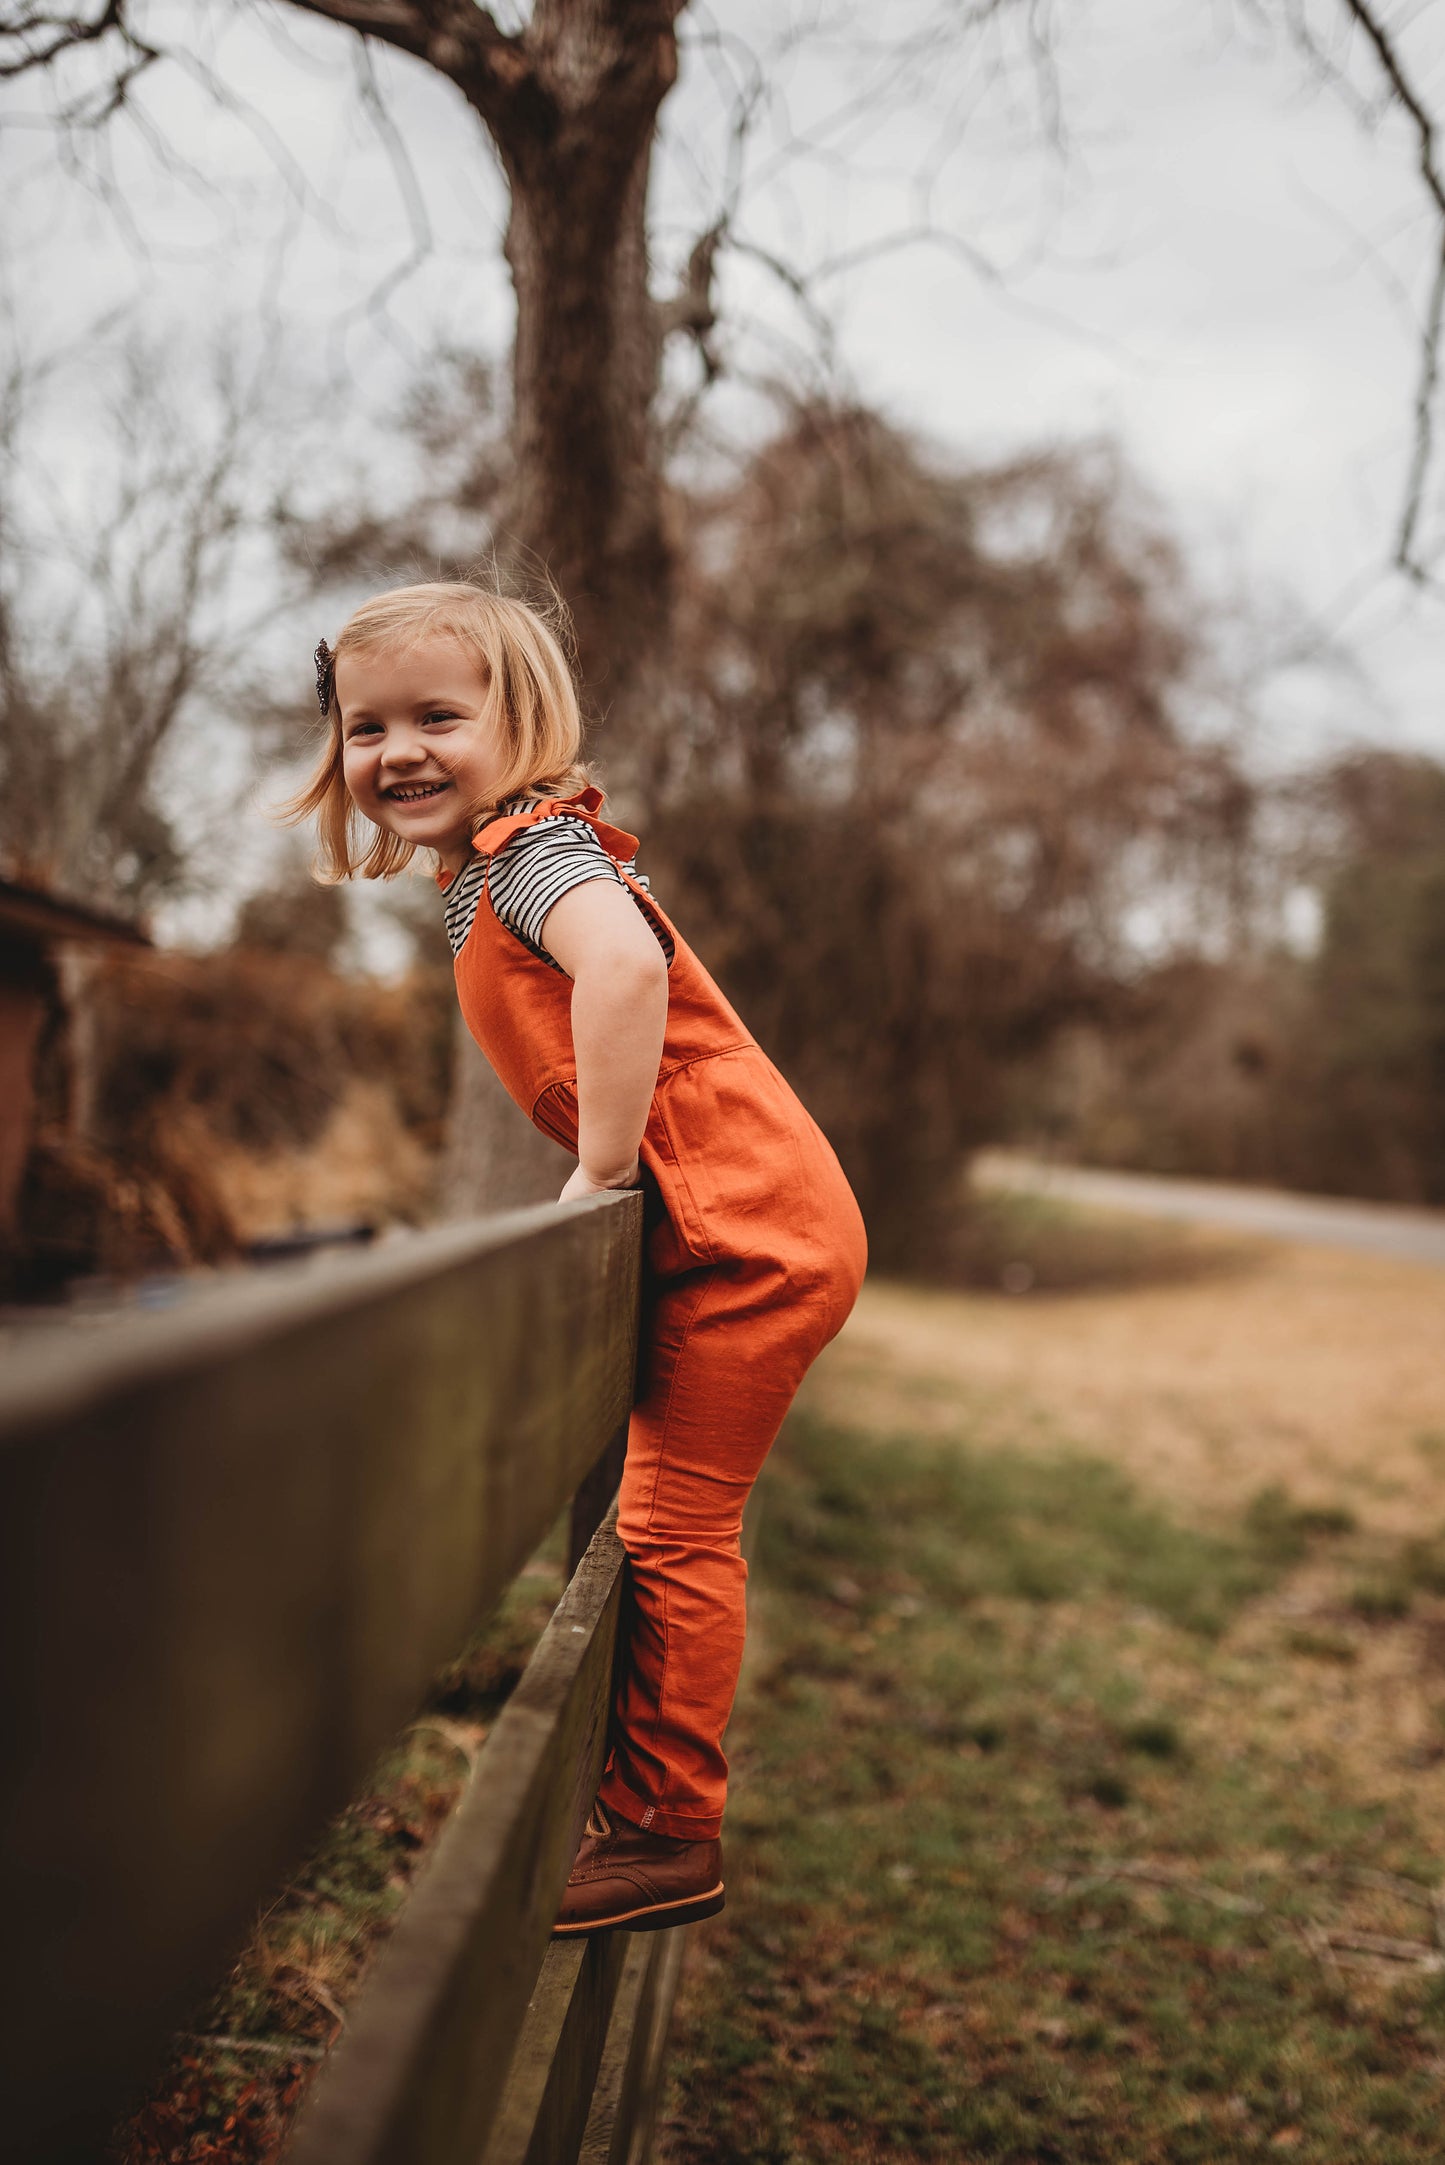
left=438, top=0, right=684, bottom=1212
left=437, top=1008, right=575, bottom=1216
left=499, top=88, right=672, bottom=732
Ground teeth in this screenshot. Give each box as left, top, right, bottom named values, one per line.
left=388, top=783, right=447, bottom=802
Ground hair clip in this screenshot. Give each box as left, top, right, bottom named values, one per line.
left=314, top=637, right=336, bottom=718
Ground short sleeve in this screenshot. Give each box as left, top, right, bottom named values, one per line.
left=449, top=810, right=676, bottom=973
left=487, top=815, right=623, bottom=965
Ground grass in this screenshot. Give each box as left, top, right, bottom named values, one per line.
left=109, top=1531, right=568, bottom=2165
left=930, top=1187, right=1255, bottom=1297
left=659, top=1411, right=1445, bottom=2164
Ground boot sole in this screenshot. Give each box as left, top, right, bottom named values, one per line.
left=551, top=1881, right=726, bottom=1937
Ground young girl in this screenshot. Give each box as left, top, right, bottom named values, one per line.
left=291, top=581, right=867, bottom=1935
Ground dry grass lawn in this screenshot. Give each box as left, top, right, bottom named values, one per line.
left=801, top=1234, right=1445, bottom=1853
left=806, top=1233, right=1445, bottom=1538
left=660, top=1225, right=1445, bottom=2163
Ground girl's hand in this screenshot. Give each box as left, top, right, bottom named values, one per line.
left=559, top=1158, right=641, bottom=1203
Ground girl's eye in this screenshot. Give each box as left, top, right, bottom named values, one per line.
left=424, top=710, right=458, bottom=725
left=345, top=722, right=382, bottom=740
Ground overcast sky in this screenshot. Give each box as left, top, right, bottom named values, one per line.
left=3, top=0, right=1443, bottom=939
left=695, top=0, right=1445, bottom=762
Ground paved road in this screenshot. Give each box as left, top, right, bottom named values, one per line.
left=975, top=1154, right=1445, bottom=1270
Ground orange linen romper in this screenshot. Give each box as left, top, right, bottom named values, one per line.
left=452, top=788, right=868, bottom=1838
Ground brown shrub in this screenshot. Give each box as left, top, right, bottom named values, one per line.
left=14, top=943, right=452, bottom=1295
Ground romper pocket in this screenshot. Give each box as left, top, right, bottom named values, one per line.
left=640, top=1091, right=715, bottom=1273
left=648, top=1047, right=840, bottom=1279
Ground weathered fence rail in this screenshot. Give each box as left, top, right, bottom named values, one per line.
left=0, top=1191, right=684, bottom=2165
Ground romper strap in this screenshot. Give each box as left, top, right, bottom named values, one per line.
left=471, top=785, right=640, bottom=866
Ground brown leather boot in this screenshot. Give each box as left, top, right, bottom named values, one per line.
left=551, top=1802, right=725, bottom=1936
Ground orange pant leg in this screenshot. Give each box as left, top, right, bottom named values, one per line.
left=598, top=1235, right=862, bottom=1840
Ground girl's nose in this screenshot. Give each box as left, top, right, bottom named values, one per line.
left=380, top=735, right=426, bottom=769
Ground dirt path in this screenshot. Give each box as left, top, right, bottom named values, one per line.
left=802, top=1233, right=1445, bottom=1536
left=977, top=1152, right=1445, bottom=1268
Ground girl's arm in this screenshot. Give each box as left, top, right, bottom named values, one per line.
left=540, top=878, right=669, bottom=1199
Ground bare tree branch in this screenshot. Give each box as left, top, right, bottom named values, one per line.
left=655, top=222, right=723, bottom=349
left=275, top=0, right=510, bottom=78
left=0, top=0, right=150, bottom=80
left=1280, top=0, right=1445, bottom=582
left=341, top=34, right=437, bottom=341
left=1334, top=0, right=1445, bottom=581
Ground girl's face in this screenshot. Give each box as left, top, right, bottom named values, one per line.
left=337, top=634, right=505, bottom=874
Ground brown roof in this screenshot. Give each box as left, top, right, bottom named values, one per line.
left=0, top=876, right=151, bottom=952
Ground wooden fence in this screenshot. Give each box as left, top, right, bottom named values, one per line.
left=0, top=1191, right=687, bottom=2165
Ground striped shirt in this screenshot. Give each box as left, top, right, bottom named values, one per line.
left=441, top=806, right=675, bottom=973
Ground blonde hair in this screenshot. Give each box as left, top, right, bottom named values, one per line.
left=281, top=579, right=593, bottom=880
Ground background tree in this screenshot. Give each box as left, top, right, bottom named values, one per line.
left=1295, top=750, right=1445, bottom=1199
left=650, top=402, right=1261, bottom=1259
left=1020, top=745, right=1445, bottom=1209
left=0, top=333, right=281, bottom=913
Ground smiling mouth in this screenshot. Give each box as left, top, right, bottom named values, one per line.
left=385, top=781, right=451, bottom=804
